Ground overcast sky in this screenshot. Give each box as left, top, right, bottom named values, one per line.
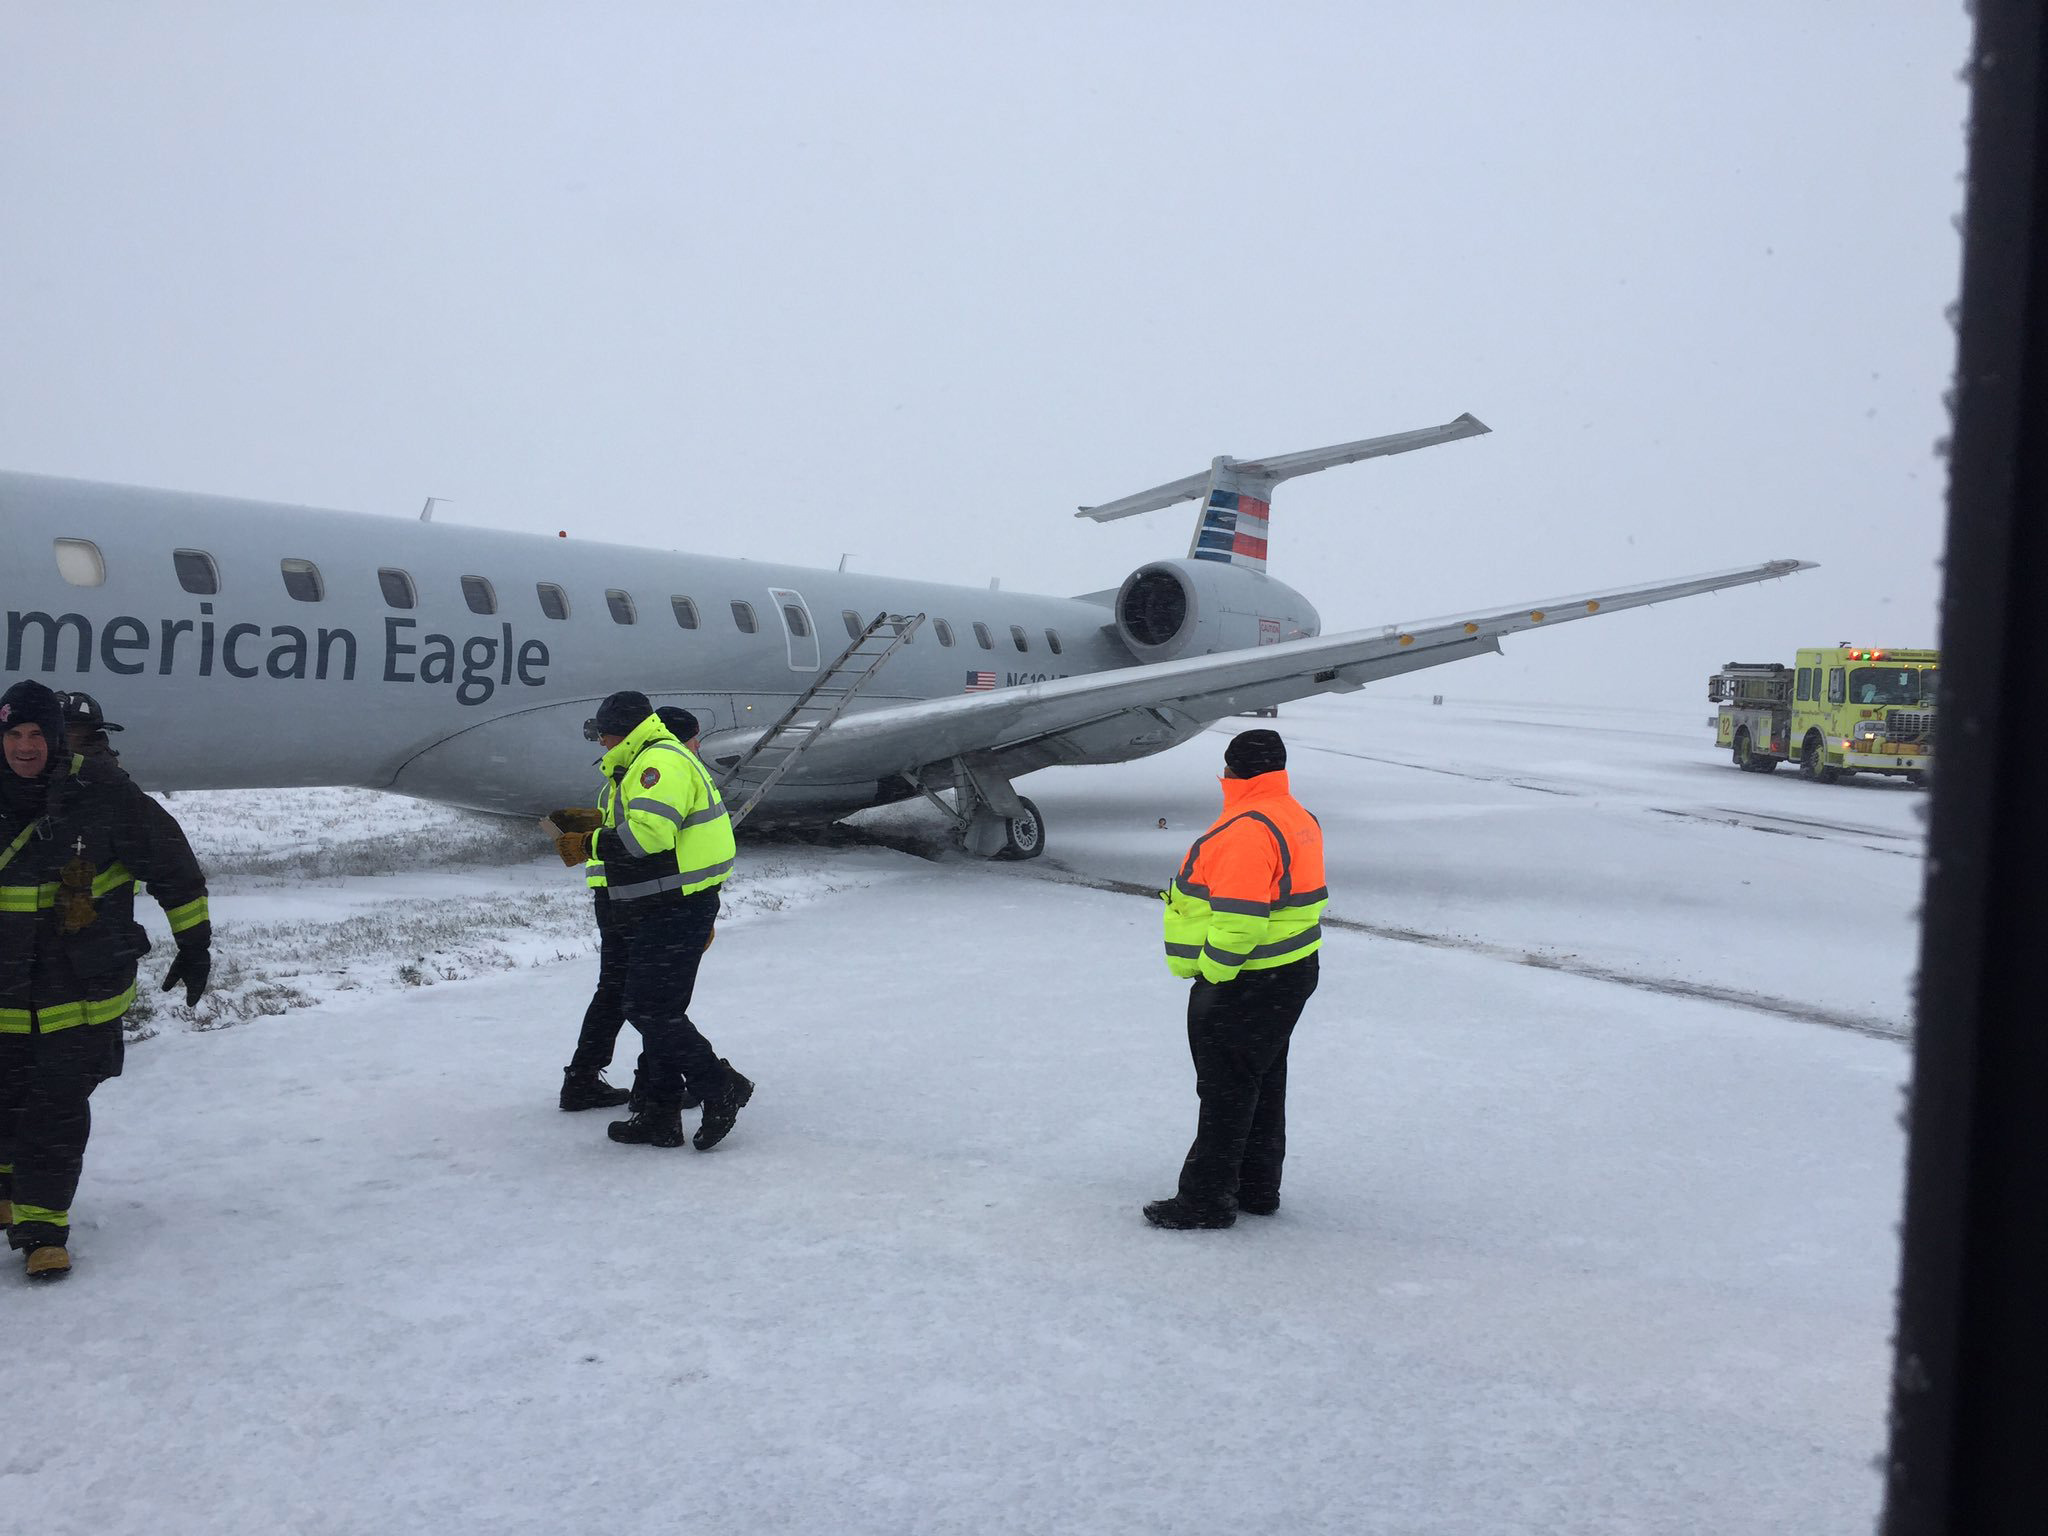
left=1, top=2, right=1970, bottom=707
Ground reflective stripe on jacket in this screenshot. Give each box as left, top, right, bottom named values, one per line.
left=591, top=713, right=735, bottom=903
left=0, top=752, right=211, bottom=1035
left=1162, top=769, right=1326, bottom=984
left=585, top=777, right=618, bottom=889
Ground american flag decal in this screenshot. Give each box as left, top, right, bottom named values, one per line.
left=964, top=670, right=997, bottom=691
left=1191, top=488, right=1271, bottom=570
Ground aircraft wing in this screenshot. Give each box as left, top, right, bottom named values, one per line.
left=771, top=558, right=1814, bottom=780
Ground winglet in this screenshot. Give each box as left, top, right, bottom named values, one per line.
left=1074, top=413, right=1492, bottom=574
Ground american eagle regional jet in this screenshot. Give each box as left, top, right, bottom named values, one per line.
left=0, top=416, right=1809, bottom=858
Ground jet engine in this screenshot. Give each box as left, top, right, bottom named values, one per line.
left=1112, top=559, right=1321, bottom=664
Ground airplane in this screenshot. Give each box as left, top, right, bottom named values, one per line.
left=0, top=415, right=1810, bottom=858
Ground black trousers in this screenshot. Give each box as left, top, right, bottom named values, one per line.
left=620, top=887, right=732, bottom=1114
left=0, top=1019, right=124, bottom=1248
left=1177, top=955, right=1320, bottom=1211
left=567, top=892, right=640, bottom=1077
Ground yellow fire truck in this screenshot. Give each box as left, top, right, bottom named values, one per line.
left=1708, top=646, right=1937, bottom=784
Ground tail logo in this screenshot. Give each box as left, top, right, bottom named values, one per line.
left=1192, top=490, right=1270, bottom=567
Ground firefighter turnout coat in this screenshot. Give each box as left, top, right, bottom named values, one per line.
left=1162, top=769, right=1326, bottom=984
left=590, top=713, right=735, bottom=905
left=0, top=751, right=211, bottom=1035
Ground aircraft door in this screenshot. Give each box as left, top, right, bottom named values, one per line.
left=768, top=587, right=821, bottom=673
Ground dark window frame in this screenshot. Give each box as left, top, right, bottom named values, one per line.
left=731, top=600, right=759, bottom=635
left=973, top=621, right=994, bottom=650
left=378, top=567, right=417, bottom=609
left=671, top=596, right=700, bottom=630
left=606, top=588, right=638, bottom=626
left=536, top=583, right=570, bottom=621
left=175, top=549, right=221, bottom=596
left=934, top=619, right=955, bottom=647
left=281, top=558, right=325, bottom=603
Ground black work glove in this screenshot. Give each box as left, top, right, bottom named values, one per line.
left=163, top=945, right=212, bottom=1007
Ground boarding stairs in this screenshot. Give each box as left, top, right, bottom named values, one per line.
left=717, top=611, right=926, bottom=828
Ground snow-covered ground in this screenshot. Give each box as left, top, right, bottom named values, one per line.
left=31, top=696, right=1919, bottom=1535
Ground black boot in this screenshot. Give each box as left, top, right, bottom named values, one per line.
left=560, top=1069, right=632, bottom=1112
left=1142, top=1196, right=1236, bottom=1230
left=692, top=1063, right=755, bottom=1151
left=607, top=1108, right=685, bottom=1147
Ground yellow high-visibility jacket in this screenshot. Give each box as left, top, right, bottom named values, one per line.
left=589, top=713, right=734, bottom=904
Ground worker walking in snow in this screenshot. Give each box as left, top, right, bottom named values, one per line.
left=553, top=691, right=752, bottom=1150
left=0, top=679, right=213, bottom=1280
left=1146, top=728, right=1325, bottom=1229
left=549, top=706, right=708, bottom=1114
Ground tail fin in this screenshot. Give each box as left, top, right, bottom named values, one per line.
left=1075, top=412, right=1490, bottom=574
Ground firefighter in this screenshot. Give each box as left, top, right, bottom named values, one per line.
left=553, top=692, right=752, bottom=1150
left=549, top=706, right=708, bottom=1113
left=0, top=679, right=212, bottom=1279
left=1146, top=728, right=1326, bottom=1229
left=57, top=690, right=124, bottom=765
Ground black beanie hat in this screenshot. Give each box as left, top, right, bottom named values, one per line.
left=594, top=690, right=655, bottom=737
left=1224, top=728, right=1287, bottom=779
left=656, top=706, right=700, bottom=742
left=0, top=679, right=69, bottom=767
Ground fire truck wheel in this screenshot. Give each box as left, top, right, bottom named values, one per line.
left=1800, top=734, right=1840, bottom=785
left=1732, top=729, right=1777, bottom=773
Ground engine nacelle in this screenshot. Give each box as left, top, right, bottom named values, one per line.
left=1112, top=559, right=1321, bottom=664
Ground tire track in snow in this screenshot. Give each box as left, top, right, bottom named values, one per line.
left=1025, top=863, right=1912, bottom=1043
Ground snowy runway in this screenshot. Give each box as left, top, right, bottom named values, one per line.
left=30, top=698, right=1916, bottom=1534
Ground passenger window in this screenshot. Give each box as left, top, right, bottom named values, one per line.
left=1795, top=668, right=1810, bottom=702
left=1010, top=624, right=1029, bottom=652
left=782, top=603, right=810, bottom=638
left=843, top=610, right=864, bottom=640
left=1045, top=628, right=1063, bottom=656
left=379, top=568, right=417, bottom=609
left=607, top=589, right=637, bottom=625
left=174, top=550, right=220, bottom=595
left=973, top=622, right=994, bottom=650
left=281, top=558, right=325, bottom=602
left=1828, top=667, right=1846, bottom=704
left=933, top=619, right=955, bottom=647
left=671, top=596, right=699, bottom=630
left=53, top=538, right=105, bottom=587
left=462, top=576, right=497, bottom=616
left=731, top=600, right=758, bottom=634
left=537, top=583, right=570, bottom=621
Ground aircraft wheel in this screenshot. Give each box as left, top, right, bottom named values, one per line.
left=993, top=797, right=1045, bottom=861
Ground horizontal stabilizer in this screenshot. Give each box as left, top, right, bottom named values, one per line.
left=1073, top=413, right=1490, bottom=523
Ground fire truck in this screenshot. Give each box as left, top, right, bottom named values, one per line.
left=1708, top=646, right=1937, bottom=784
